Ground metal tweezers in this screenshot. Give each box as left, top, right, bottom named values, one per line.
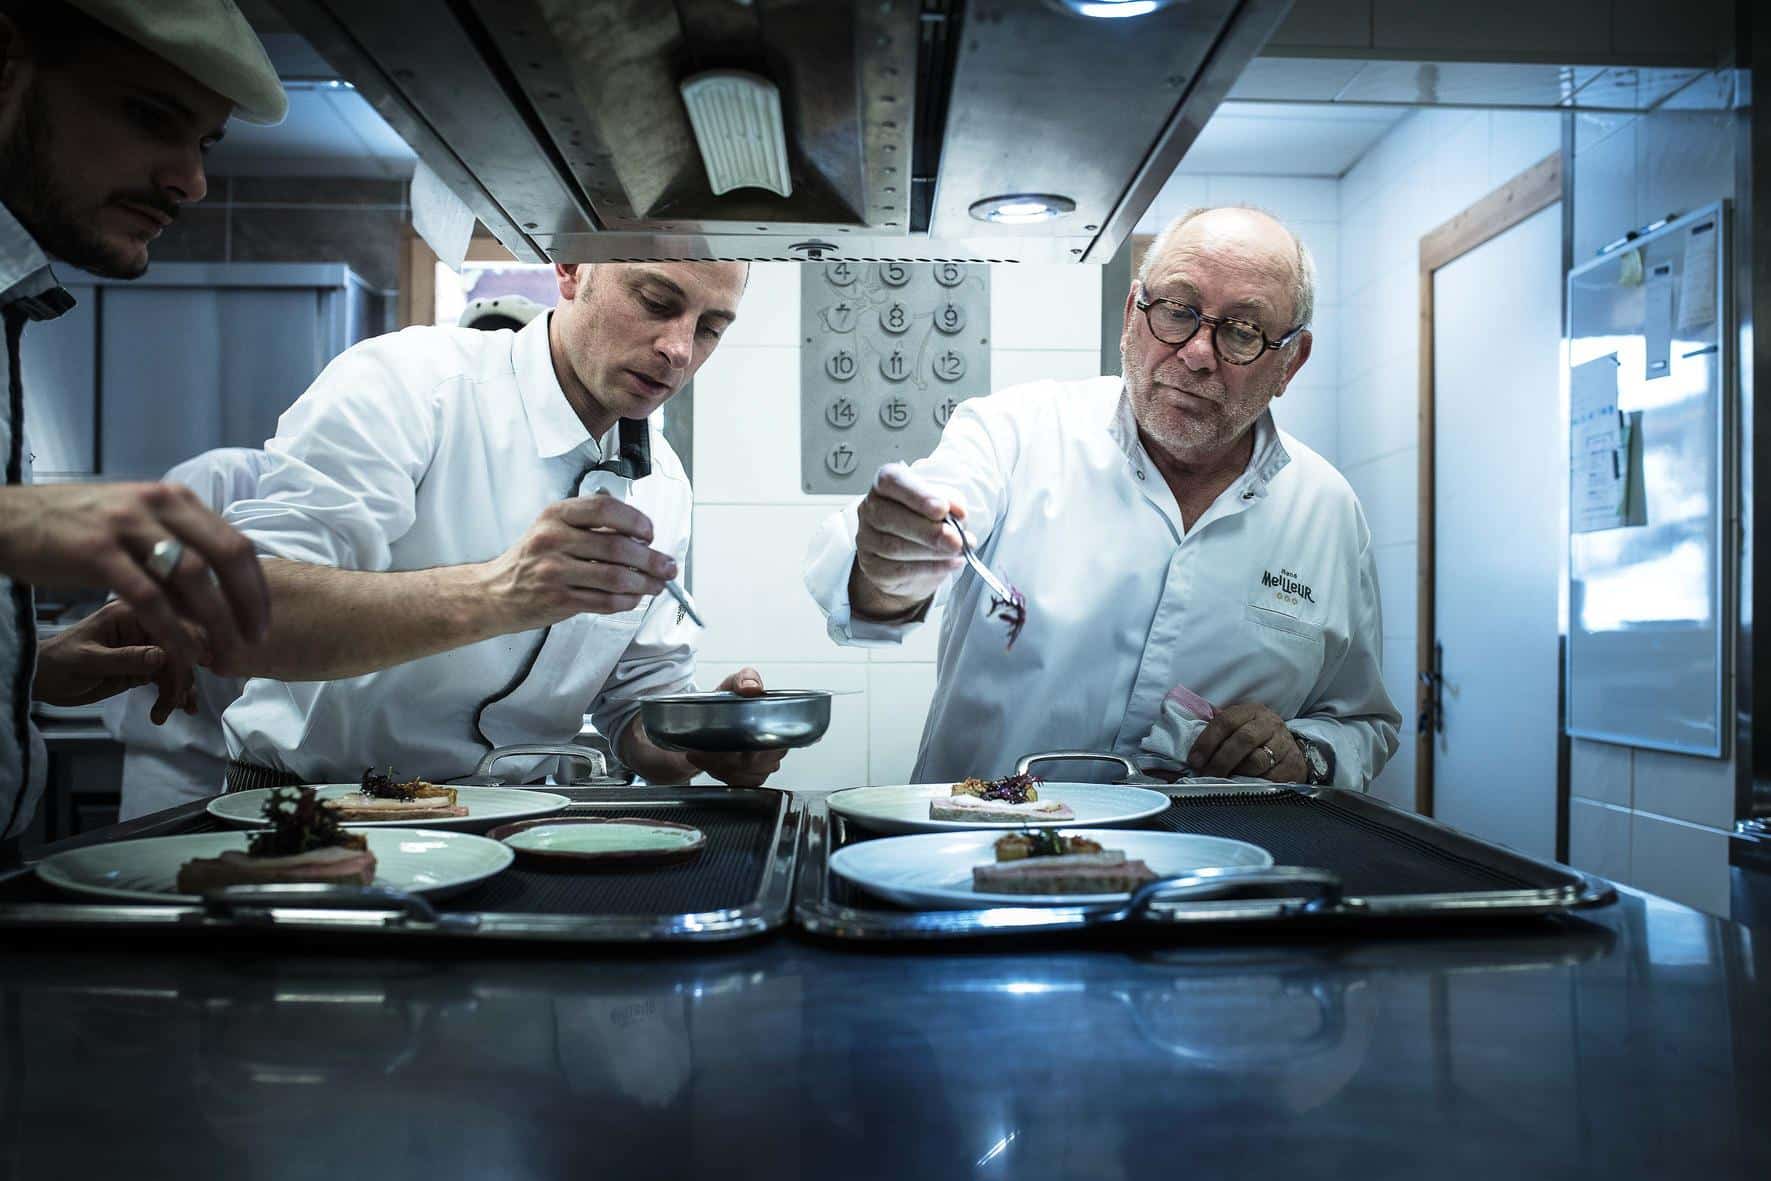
left=946, top=513, right=1016, bottom=604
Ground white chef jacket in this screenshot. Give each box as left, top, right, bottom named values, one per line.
left=0, top=200, right=73, bottom=838
left=804, top=377, right=1400, bottom=788
left=104, top=448, right=273, bottom=818
left=222, top=313, right=696, bottom=782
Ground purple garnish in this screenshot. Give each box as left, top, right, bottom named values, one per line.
left=979, top=772, right=1043, bottom=804
left=988, top=587, right=1027, bottom=649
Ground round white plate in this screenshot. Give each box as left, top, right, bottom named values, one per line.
left=826, top=782, right=1172, bottom=835
left=207, top=784, right=570, bottom=833
left=34, top=829, right=515, bottom=904
left=828, top=828, right=1274, bottom=909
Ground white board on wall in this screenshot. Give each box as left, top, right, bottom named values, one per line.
left=1565, top=202, right=1730, bottom=757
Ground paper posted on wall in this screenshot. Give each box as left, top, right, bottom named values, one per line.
left=1644, top=263, right=1674, bottom=381
left=1571, top=354, right=1644, bottom=533
left=1678, top=218, right=1719, bottom=332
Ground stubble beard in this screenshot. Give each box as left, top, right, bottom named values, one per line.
left=0, top=82, right=149, bottom=279
left=1121, top=339, right=1235, bottom=465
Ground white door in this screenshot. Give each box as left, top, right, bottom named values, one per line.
left=1430, top=203, right=1563, bottom=861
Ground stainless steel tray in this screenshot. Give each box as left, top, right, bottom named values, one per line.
left=0, top=786, right=801, bottom=944
left=795, top=783, right=1617, bottom=941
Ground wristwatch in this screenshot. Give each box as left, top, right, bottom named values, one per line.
left=1290, top=731, right=1333, bottom=786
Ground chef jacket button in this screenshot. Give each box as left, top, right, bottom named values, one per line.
left=1242, top=489, right=1255, bottom=499
left=1136, top=470, right=1145, bottom=480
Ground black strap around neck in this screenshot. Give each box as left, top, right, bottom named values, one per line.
left=583, top=417, right=651, bottom=480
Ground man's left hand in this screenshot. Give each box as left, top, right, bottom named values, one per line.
left=33, top=601, right=198, bottom=722
left=683, top=667, right=788, bottom=787
left=1187, top=702, right=1307, bottom=781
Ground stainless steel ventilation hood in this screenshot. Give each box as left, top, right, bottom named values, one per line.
left=274, top=0, right=1292, bottom=264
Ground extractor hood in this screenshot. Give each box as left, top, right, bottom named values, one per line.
left=273, top=0, right=1293, bottom=264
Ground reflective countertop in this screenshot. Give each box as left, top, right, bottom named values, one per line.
left=0, top=889, right=1766, bottom=1179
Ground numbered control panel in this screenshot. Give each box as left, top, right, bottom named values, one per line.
left=800, top=260, right=990, bottom=493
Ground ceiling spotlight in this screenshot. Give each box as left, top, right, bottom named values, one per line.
left=968, top=194, right=1077, bottom=224
left=1059, top=0, right=1170, bottom=17
left=680, top=70, right=793, bottom=197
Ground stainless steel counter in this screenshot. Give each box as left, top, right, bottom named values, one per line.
left=0, top=887, right=1765, bottom=1179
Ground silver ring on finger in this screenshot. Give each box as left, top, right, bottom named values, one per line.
left=145, top=538, right=185, bottom=581
left=1259, top=743, right=1277, bottom=769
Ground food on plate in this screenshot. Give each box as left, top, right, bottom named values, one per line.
left=323, top=767, right=470, bottom=822
left=929, top=795, right=1074, bottom=822
left=972, top=839, right=1158, bottom=894
left=991, top=830, right=1105, bottom=861
left=951, top=773, right=1042, bottom=804
left=176, top=786, right=377, bottom=894
left=932, top=772, right=1071, bottom=821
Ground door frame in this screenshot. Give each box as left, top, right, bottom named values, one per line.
left=1415, top=151, right=1563, bottom=817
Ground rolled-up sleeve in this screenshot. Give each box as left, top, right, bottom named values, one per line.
left=804, top=389, right=1024, bottom=647
left=1289, top=531, right=1402, bottom=789
left=224, top=338, right=441, bottom=570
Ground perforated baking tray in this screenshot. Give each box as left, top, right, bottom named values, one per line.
left=0, top=786, right=800, bottom=944
left=795, top=784, right=1616, bottom=941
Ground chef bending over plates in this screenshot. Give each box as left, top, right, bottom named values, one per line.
left=806, top=207, right=1401, bottom=788
left=207, top=259, right=784, bottom=789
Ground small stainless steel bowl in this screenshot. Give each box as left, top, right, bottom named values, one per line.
left=640, top=690, right=833, bottom=753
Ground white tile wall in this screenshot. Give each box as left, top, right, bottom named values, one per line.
left=1488, top=110, right=1563, bottom=187
left=1342, top=448, right=1417, bottom=548
left=989, top=265, right=1102, bottom=350
left=1569, top=738, right=1631, bottom=808
left=867, top=663, right=938, bottom=785
left=1270, top=386, right=1337, bottom=463
left=691, top=346, right=810, bottom=503
left=991, top=349, right=1101, bottom=392
left=1373, top=542, right=1416, bottom=642
left=718, top=260, right=800, bottom=348
left=692, top=503, right=852, bottom=663
left=1203, top=175, right=1339, bottom=227
left=1629, top=811, right=1733, bottom=918
left=1569, top=798, right=1631, bottom=883
left=1338, top=347, right=1417, bottom=468
left=1295, top=303, right=1339, bottom=396
left=1630, top=748, right=1737, bottom=831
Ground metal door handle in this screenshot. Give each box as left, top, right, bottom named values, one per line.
left=1417, top=642, right=1445, bottom=736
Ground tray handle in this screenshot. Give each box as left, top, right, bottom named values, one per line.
left=1015, top=750, right=1139, bottom=780
left=1097, top=866, right=1349, bottom=923
left=469, top=743, right=614, bottom=785
left=191, top=883, right=481, bottom=933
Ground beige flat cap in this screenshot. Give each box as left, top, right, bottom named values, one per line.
left=64, top=0, right=288, bottom=124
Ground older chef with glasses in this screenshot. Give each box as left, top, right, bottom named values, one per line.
left=215, top=260, right=784, bottom=791
left=806, top=206, right=1400, bottom=787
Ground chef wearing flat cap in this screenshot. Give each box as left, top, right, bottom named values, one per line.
left=0, top=0, right=284, bottom=846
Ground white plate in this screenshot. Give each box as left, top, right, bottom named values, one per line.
left=207, top=784, right=570, bottom=833
left=828, top=828, right=1274, bottom=909
left=34, top=829, right=515, bottom=904
left=826, top=782, right=1172, bottom=835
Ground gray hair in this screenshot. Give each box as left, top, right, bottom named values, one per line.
left=1137, top=205, right=1316, bottom=332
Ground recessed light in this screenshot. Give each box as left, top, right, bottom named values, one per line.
left=968, top=194, right=1077, bottom=224
left=1059, top=0, right=1169, bottom=18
